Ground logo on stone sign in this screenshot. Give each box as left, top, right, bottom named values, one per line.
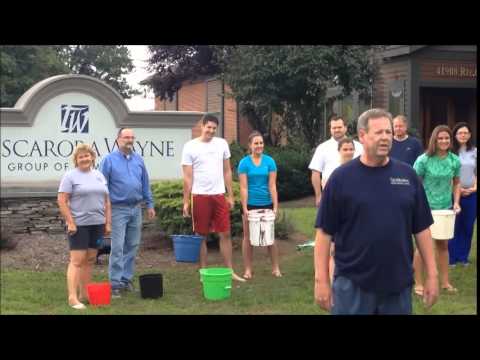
left=60, top=105, right=89, bottom=133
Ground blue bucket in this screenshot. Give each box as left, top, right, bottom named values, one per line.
left=170, top=235, right=203, bottom=262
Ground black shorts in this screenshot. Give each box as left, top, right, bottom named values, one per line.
left=67, top=224, right=105, bottom=251
left=241, top=203, right=274, bottom=215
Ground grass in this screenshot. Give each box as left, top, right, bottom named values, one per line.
left=0, top=204, right=476, bottom=315
left=1, top=254, right=326, bottom=315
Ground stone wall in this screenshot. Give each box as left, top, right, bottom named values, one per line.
left=1, top=197, right=156, bottom=235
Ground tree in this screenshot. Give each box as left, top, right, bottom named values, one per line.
left=144, top=45, right=382, bottom=148
left=217, top=45, right=382, bottom=148
left=0, top=46, right=68, bottom=107
left=144, top=45, right=222, bottom=101
left=56, top=45, right=141, bottom=98
left=0, top=45, right=140, bottom=107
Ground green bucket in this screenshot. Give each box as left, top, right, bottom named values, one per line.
left=199, top=267, right=233, bottom=301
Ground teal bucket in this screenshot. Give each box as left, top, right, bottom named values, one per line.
left=199, top=267, right=233, bottom=301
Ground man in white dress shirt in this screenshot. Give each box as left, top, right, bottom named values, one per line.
left=309, top=115, right=363, bottom=207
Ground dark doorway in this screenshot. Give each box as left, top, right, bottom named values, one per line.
left=419, top=87, right=476, bottom=147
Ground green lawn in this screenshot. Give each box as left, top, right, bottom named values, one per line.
left=0, top=207, right=476, bottom=315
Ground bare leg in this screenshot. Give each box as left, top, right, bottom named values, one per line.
left=413, top=248, right=425, bottom=294
left=241, top=214, right=253, bottom=279
left=436, top=240, right=456, bottom=290
left=199, top=236, right=208, bottom=269
left=268, top=243, right=282, bottom=277
left=219, top=231, right=245, bottom=282
left=67, top=250, right=87, bottom=306
left=79, top=249, right=98, bottom=301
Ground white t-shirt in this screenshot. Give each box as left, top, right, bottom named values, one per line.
left=181, top=137, right=231, bottom=195
left=308, top=137, right=363, bottom=186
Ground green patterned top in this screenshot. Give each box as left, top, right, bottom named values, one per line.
left=413, top=151, right=460, bottom=210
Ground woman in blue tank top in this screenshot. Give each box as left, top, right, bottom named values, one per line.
left=238, top=131, right=280, bottom=280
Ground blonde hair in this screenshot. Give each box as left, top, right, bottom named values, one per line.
left=72, top=143, right=96, bottom=168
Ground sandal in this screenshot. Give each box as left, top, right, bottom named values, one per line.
left=414, top=285, right=424, bottom=296
left=272, top=270, right=282, bottom=278
left=442, top=284, right=458, bottom=293
left=232, top=273, right=246, bottom=282
left=242, top=272, right=253, bottom=280
left=70, top=303, right=86, bottom=310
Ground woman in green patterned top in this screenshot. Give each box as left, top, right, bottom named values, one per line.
left=412, top=125, right=461, bottom=295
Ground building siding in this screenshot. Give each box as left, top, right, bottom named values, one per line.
left=373, top=59, right=409, bottom=115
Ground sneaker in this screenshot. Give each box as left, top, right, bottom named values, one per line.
left=121, top=280, right=136, bottom=292
left=461, top=262, right=470, bottom=267
left=449, top=263, right=457, bottom=268
left=111, top=288, right=122, bottom=298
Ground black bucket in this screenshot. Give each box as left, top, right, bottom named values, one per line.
left=139, top=273, right=163, bottom=299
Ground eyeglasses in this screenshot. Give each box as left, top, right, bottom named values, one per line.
left=121, top=136, right=136, bottom=140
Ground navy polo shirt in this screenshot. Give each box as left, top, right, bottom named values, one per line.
left=390, top=136, right=423, bottom=167
left=315, top=157, right=433, bottom=294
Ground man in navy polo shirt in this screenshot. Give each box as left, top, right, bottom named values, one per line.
left=390, top=115, right=423, bottom=166
left=314, top=109, right=439, bottom=315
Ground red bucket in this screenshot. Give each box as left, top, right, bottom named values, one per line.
left=87, top=282, right=111, bottom=306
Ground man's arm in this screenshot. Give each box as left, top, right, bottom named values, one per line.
left=239, top=173, right=249, bottom=215
left=414, top=227, right=439, bottom=309
left=311, top=171, right=322, bottom=207
left=223, top=158, right=234, bottom=209
left=314, top=227, right=333, bottom=311
left=141, top=162, right=156, bottom=219
left=182, top=165, right=193, bottom=217
left=104, top=194, right=111, bottom=236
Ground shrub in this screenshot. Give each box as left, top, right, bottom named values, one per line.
left=151, top=180, right=294, bottom=240
left=229, top=141, right=247, bottom=181
left=264, top=144, right=313, bottom=201
left=151, top=180, right=243, bottom=238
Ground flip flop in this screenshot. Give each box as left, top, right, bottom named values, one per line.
left=442, top=285, right=458, bottom=293
left=70, top=303, right=86, bottom=310
left=232, top=273, right=247, bottom=282
left=242, top=273, right=253, bottom=280
left=414, top=285, right=424, bottom=296
left=272, top=270, right=282, bottom=278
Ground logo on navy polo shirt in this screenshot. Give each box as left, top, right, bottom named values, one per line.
left=390, top=177, right=410, bottom=186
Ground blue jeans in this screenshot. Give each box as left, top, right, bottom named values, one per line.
left=109, top=205, right=142, bottom=289
left=449, top=192, right=477, bottom=264
left=331, top=276, right=412, bottom=315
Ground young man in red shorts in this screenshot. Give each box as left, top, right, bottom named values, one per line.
left=181, top=114, right=245, bottom=282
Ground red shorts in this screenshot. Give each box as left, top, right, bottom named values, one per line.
left=192, top=194, right=230, bottom=235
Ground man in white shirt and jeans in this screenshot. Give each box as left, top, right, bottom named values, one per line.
left=181, top=114, right=245, bottom=282
left=309, top=115, right=363, bottom=207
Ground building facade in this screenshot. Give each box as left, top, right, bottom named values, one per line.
left=154, top=77, right=253, bottom=147
left=373, top=45, right=477, bottom=146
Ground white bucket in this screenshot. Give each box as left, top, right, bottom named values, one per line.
left=430, top=210, right=456, bottom=240
left=248, top=209, right=275, bottom=246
